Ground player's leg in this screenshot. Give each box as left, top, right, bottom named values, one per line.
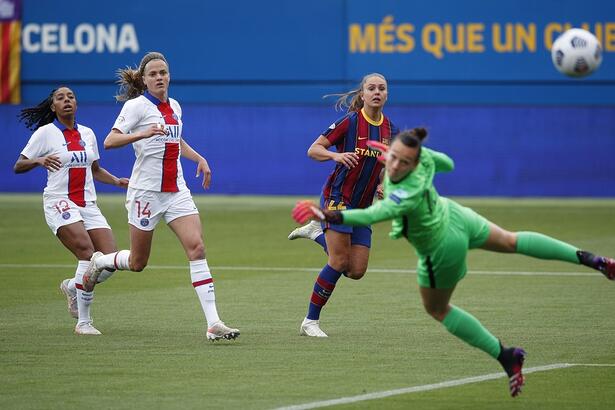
left=167, top=205, right=239, bottom=341
left=301, top=229, right=351, bottom=337
left=420, top=205, right=525, bottom=397
left=482, top=222, right=615, bottom=279
left=56, top=222, right=100, bottom=335
left=345, top=226, right=372, bottom=280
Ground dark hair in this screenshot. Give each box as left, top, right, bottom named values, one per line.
left=18, top=89, right=58, bottom=130
left=324, top=72, right=387, bottom=112
left=394, top=127, right=428, bottom=159
left=115, top=51, right=169, bottom=102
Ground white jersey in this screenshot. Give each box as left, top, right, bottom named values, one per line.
left=112, top=92, right=186, bottom=192
left=21, top=120, right=100, bottom=206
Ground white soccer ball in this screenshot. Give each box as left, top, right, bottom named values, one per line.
left=551, top=28, right=602, bottom=77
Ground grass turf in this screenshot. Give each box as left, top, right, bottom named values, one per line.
left=0, top=194, right=614, bottom=409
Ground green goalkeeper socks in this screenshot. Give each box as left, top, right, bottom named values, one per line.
left=516, top=231, right=579, bottom=264
left=442, top=305, right=501, bottom=359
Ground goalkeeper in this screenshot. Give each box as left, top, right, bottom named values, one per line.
left=292, top=127, right=615, bottom=398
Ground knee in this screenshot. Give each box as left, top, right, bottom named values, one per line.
left=328, top=255, right=350, bottom=274
left=74, top=244, right=95, bottom=261
left=129, top=258, right=147, bottom=272
left=344, top=270, right=366, bottom=280
left=423, top=303, right=449, bottom=322
left=186, top=242, right=205, bottom=260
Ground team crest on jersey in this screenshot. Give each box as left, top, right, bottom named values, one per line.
left=78, top=140, right=86, bottom=147
left=172, top=113, right=178, bottom=121
left=62, top=212, right=71, bottom=220
left=140, top=218, right=149, bottom=227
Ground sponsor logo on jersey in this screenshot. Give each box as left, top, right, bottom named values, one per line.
left=354, top=147, right=381, bottom=158
left=389, top=189, right=410, bottom=204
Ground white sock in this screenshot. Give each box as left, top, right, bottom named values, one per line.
left=97, top=269, right=115, bottom=283
left=74, top=261, right=94, bottom=325
left=67, top=278, right=76, bottom=293
left=190, top=259, right=220, bottom=327
left=95, top=250, right=130, bottom=271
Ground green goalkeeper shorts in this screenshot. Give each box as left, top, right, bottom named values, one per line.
left=416, top=200, right=490, bottom=289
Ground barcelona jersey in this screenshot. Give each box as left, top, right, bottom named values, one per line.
left=321, top=108, right=398, bottom=210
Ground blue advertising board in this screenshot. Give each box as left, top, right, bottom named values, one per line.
left=19, top=0, right=615, bottom=104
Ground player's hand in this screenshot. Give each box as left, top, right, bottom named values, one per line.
left=116, top=177, right=129, bottom=189
left=376, top=184, right=384, bottom=200
left=38, top=155, right=62, bottom=172
left=141, top=123, right=168, bottom=139
left=292, top=200, right=325, bottom=224
left=334, top=152, right=360, bottom=169
left=366, top=140, right=388, bottom=164
left=196, top=158, right=212, bottom=189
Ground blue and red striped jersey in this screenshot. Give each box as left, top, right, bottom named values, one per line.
left=321, top=108, right=398, bottom=210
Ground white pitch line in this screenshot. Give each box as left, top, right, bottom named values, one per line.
left=0, top=264, right=598, bottom=277
left=274, top=363, right=615, bottom=410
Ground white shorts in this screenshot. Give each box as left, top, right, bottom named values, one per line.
left=125, top=187, right=199, bottom=231
left=43, top=195, right=111, bottom=235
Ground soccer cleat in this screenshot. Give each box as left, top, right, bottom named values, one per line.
left=82, top=251, right=104, bottom=292
left=299, top=318, right=328, bottom=338
left=74, top=322, right=102, bottom=335
left=598, top=257, right=615, bottom=280
left=59, top=278, right=78, bottom=319
left=288, top=220, right=323, bottom=241
left=499, top=347, right=526, bottom=397
left=206, top=321, right=240, bottom=341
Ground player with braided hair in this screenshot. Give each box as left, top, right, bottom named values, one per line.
left=14, top=86, right=128, bottom=335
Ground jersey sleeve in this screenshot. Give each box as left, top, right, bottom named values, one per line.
left=112, top=98, right=143, bottom=134
left=425, top=148, right=454, bottom=173
left=20, top=128, right=48, bottom=159
left=90, top=130, right=101, bottom=161
left=322, top=114, right=350, bottom=145
left=341, top=182, right=423, bottom=226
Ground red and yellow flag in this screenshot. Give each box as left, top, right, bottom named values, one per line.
left=0, top=0, right=21, bottom=104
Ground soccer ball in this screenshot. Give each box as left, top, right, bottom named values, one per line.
left=551, top=28, right=602, bottom=77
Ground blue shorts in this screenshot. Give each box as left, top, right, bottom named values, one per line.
left=320, top=196, right=372, bottom=248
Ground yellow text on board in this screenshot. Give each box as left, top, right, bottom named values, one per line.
left=349, top=17, right=615, bottom=59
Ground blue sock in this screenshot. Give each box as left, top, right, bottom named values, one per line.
left=306, top=264, right=343, bottom=320
left=314, top=233, right=327, bottom=253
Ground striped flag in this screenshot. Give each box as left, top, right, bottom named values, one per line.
left=0, top=0, right=21, bottom=104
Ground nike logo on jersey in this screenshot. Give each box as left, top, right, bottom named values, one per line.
left=358, top=136, right=368, bottom=140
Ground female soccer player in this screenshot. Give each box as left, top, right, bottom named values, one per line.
left=292, top=127, right=615, bottom=397
left=83, top=52, right=239, bottom=341
left=14, top=86, right=128, bottom=335
left=288, top=73, right=398, bottom=337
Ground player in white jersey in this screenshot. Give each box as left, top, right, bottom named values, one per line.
left=84, top=52, right=240, bottom=341
left=13, top=87, right=129, bottom=335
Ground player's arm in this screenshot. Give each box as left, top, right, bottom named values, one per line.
left=104, top=125, right=165, bottom=149
left=180, top=138, right=211, bottom=189
left=91, top=160, right=129, bottom=188
left=426, top=148, right=454, bottom=173
left=13, top=154, right=61, bottom=174
left=308, top=136, right=359, bottom=169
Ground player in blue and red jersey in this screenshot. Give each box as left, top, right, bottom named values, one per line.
left=289, top=73, right=399, bottom=337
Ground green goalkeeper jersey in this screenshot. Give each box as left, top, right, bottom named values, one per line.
left=341, top=147, right=455, bottom=255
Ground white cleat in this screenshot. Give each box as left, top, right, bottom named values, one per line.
left=83, top=251, right=104, bottom=292
left=300, top=318, right=328, bottom=337
left=74, top=322, right=102, bottom=335
left=206, top=321, right=240, bottom=341
left=288, top=220, right=323, bottom=241
left=59, top=278, right=78, bottom=319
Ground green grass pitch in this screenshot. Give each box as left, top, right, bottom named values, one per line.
left=1, top=194, right=614, bottom=409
